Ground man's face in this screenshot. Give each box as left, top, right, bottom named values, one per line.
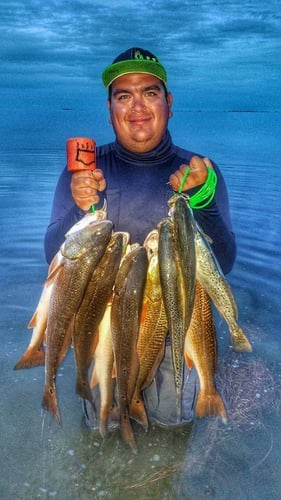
left=107, top=73, right=173, bottom=153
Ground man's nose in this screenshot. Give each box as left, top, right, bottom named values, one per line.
left=131, top=94, right=146, bottom=110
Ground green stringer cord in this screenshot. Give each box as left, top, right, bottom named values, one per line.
left=177, top=167, right=217, bottom=209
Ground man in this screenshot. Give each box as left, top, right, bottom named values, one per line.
left=44, top=47, right=236, bottom=428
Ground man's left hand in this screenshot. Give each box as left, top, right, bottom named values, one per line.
left=169, top=156, right=213, bottom=192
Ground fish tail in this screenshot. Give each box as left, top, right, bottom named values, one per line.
left=129, top=396, right=149, bottom=431
left=120, top=410, right=138, bottom=454
left=42, top=385, right=61, bottom=424
left=14, top=346, right=45, bottom=369
left=76, top=378, right=94, bottom=404
left=99, top=407, right=110, bottom=438
left=231, top=325, right=252, bottom=352
left=99, top=405, right=119, bottom=438
left=196, top=391, right=227, bottom=424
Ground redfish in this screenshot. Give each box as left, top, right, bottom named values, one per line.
left=42, top=219, right=112, bottom=423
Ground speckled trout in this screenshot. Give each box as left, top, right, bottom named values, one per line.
left=158, top=217, right=185, bottom=419
left=191, top=214, right=252, bottom=352
left=170, top=194, right=196, bottom=332
left=42, top=219, right=113, bottom=424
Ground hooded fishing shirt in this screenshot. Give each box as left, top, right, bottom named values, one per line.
left=45, top=130, right=236, bottom=273
left=44, top=130, right=236, bottom=426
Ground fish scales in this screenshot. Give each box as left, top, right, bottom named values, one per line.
left=111, top=246, right=148, bottom=453
left=171, top=195, right=196, bottom=333
left=73, top=232, right=124, bottom=404
left=193, top=220, right=252, bottom=352
left=184, top=281, right=227, bottom=422
left=42, top=220, right=113, bottom=423
left=158, top=217, right=186, bottom=419
left=130, top=230, right=168, bottom=429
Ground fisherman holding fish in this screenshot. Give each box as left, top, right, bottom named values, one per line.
left=44, top=48, right=236, bottom=430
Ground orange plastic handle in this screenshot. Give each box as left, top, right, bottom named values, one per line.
left=66, top=137, right=96, bottom=172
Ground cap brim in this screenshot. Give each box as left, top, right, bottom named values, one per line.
left=102, top=59, right=167, bottom=88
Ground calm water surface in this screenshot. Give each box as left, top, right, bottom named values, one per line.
left=1, top=110, right=281, bottom=499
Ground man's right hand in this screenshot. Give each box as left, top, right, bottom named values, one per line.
left=70, top=169, right=106, bottom=211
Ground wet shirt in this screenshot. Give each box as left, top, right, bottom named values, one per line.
left=44, top=131, right=236, bottom=274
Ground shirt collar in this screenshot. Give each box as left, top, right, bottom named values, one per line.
left=113, top=130, right=174, bottom=165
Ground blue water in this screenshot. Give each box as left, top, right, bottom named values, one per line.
left=1, top=1, right=281, bottom=499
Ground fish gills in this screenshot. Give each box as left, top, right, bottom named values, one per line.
left=42, top=220, right=113, bottom=423
left=111, top=246, right=148, bottom=453
left=184, top=281, right=227, bottom=423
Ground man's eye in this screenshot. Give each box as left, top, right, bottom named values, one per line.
left=146, top=91, right=157, bottom=97
left=118, top=94, right=130, bottom=100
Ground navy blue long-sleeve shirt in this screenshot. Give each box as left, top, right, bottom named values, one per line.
left=44, top=131, right=236, bottom=274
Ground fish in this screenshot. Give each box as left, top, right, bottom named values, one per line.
left=170, top=194, right=196, bottom=333
left=41, top=219, right=113, bottom=424
left=191, top=213, right=252, bottom=352
left=64, top=203, right=107, bottom=238
left=73, top=231, right=125, bottom=405
left=111, top=245, right=148, bottom=453
left=89, top=301, right=117, bottom=437
left=129, top=230, right=168, bottom=430
left=14, top=250, right=64, bottom=369
left=14, top=211, right=108, bottom=371
left=184, top=281, right=227, bottom=423
left=89, top=232, right=130, bottom=437
left=158, top=217, right=183, bottom=418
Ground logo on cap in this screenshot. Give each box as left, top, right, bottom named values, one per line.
left=133, top=49, right=157, bottom=62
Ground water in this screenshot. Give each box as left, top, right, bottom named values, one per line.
left=1, top=1, right=281, bottom=499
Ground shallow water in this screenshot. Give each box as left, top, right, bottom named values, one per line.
left=1, top=0, right=281, bottom=498
left=1, top=109, right=281, bottom=499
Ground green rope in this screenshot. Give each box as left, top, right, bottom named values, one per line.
left=176, top=166, right=217, bottom=209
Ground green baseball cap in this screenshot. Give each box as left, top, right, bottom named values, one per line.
left=102, top=47, right=167, bottom=88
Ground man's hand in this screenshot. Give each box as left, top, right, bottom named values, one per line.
left=70, top=169, right=106, bottom=211
left=169, top=156, right=213, bottom=192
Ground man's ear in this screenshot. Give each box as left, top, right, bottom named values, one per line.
left=107, top=99, right=112, bottom=124
left=167, top=92, right=173, bottom=118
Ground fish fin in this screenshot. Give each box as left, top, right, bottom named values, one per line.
left=89, top=368, right=98, bottom=389
left=14, top=345, right=45, bottom=369
left=111, top=363, right=116, bottom=378
left=44, top=260, right=64, bottom=284
left=99, top=405, right=119, bottom=438
left=184, top=351, right=194, bottom=369
left=129, top=395, right=148, bottom=431
left=141, top=342, right=166, bottom=391
left=28, top=311, right=38, bottom=328
left=120, top=409, right=138, bottom=454
left=99, top=409, right=109, bottom=438
left=42, top=385, right=61, bottom=424
left=76, top=378, right=94, bottom=404
left=231, top=326, right=252, bottom=352
left=196, top=391, right=227, bottom=424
